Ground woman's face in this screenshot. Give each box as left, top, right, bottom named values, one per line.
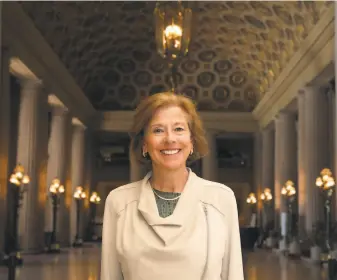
left=143, top=105, right=193, bottom=172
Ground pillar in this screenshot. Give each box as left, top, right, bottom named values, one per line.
left=130, top=152, right=144, bottom=182
left=0, top=46, right=10, bottom=253
left=44, top=105, right=69, bottom=240
left=82, top=130, right=94, bottom=240
left=303, top=86, right=329, bottom=233
left=261, top=127, right=275, bottom=229
left=297, top=90, right=307, bottom=236
left=274, top=111, right=297, bottom=236
left=253, top=132, right=262, bottom=226
left=59, top=114, right=73, bottom=246
left=202, top=130, right=217, bottom=181
left=335, top=0, right=337, bottom=224
left=70, top=120, right=86, bottom=244
left=17, top=78, right=49, bottom=252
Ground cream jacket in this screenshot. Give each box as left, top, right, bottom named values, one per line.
left=100, top=170, right=244, bottom=280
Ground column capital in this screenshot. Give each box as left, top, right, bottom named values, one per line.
left=274, top=109, right=295, bottom=122
left=72, top=117, right=86, bottom=127
left=52, top=106, right=69, bottom=117
left=300, top=85, right=322, bottom=95
left=19, top=77, right=43, bottom=91
left=48, top=94, right=68, bottom=111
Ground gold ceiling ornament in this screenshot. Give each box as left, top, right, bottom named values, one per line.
left=154, top=1, right=192, bottom=93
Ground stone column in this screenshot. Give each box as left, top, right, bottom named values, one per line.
left=297, top=90, right=307, bottom=237
left=202, top=130, right=217, bottom=181
left=303, top=86, right=329, bottom=233
left=82, top=130, right=94, bottom=240
left=130, top=152, right=144, bottom=182
left=334, top=4, right=337, bottom=219
left=0, top=46, right=10, bottom=253
left=261, top=127, right=275, bottom=229
left=17, top=78, right=49, bottom=252
left=253, top=132, right=262, bottom=226
left=70, top=120, right=86, bottom=244
left=59, top=116, right=73, bottom=246
left=274, top=111, right=297, bottom=237
left=44, top=105, right=69, bottom=240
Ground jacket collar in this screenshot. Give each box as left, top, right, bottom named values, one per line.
left=137, top=168, right=203, bottom=244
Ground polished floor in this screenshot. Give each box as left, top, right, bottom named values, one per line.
left=0, top=245, right=328, bottom=280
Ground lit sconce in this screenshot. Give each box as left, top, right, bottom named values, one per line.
left=246, top=192, right=257, bottom=205
left=6, top=164, right=30, bottom=266
left=47, top=178, right=64, bottom=253
left=73, top=186, right=86, bottom=200
left=73, top=186, right=86, bottom=247
left=49, top=178, right=65, bottom=195
left=260, top=188, right=273, bottom=202
left=89, top=192, right=101, bottom=204
left=9, top=164, right=30, bottom=186
left=281, top=180, right=296, bottom=199
left=316, top=168, right=335, bottom=255
left=316, top=168, right=335, bottom=195
left=281, top=180, right=297, bottom=250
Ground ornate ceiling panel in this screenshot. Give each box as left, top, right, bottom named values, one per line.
left=20, top=1, right=331, bottom=112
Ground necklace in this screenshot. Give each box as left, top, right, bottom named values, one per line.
left=152, top=188, right=181, bottom=201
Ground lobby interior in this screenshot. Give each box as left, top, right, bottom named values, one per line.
left=0, top=1, right=336, bottom=280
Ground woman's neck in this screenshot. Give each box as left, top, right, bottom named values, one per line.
left=150, top=166, right=189, bottom=193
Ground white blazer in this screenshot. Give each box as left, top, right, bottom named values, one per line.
left=100, top=170, right=244, bottom=280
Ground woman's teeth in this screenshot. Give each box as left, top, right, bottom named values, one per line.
left=161, top=149, right=180, bottom=155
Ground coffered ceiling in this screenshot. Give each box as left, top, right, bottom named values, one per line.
left=20, top=1, right=331, bottom=112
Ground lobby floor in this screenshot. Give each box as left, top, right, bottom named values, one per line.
left=0, top=245, right=328, bottom=280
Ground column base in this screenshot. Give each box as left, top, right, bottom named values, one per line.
left=72, top=237, right=83, bottom=247
left=310, top=246, right=322, bottom=263
left=288, top=239, right=301, bottom=257
left=45, top=243, right=61, bottom=254
left=0, top=252, right=23, bottom=266
left=279, top=238, right=288, bottom=252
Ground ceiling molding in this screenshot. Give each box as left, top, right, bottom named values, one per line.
left=2, top=2, right=97, bottom=126
left=253, top=7, right=334, bottom=128
left=97, top=111, right=258, bottom=133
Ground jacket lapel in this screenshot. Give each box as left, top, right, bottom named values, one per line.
left=137, top=169, right=203, bottom=245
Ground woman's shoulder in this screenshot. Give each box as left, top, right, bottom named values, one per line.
left=105, top=180, right=142, bottom=212
left=196, top=176, right=237, bottom=216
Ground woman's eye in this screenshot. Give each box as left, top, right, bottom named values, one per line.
left=175, top=127, right=184, bottom=132
left=153, top=128, right=163, bottom=133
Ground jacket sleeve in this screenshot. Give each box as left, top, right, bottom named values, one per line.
left=100, top=192, right=123, bottom=280
left=221, top=190, right=244, bottom=280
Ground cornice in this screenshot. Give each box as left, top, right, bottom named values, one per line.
left=97, top=111, right=259, bottom=133
left=253, top=7, right=334, bottom=128
left=2, top=2, right=97, bottom=127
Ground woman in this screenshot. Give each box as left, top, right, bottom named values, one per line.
left=101, top=92, right=244, bottom=280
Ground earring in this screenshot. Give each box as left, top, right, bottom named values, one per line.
left=190, top=148, right=193, bottom=156
left=142, top=150, right=148, bottom=158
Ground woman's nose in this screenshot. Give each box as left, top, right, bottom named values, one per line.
left=164, top=131, right=176, bottom=143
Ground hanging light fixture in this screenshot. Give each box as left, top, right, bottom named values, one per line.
left=154, top=1, right=192, bottom=92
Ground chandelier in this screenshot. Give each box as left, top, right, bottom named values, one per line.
left=154, top=1, right=192, bottom=92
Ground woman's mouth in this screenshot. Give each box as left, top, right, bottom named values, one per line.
left=160, top=149, right=181, bottom=155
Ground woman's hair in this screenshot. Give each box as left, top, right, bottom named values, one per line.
left=129, top=92, right=209, bottom=164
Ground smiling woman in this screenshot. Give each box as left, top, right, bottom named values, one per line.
left=101, top=92, right=244, bottom=280
left=130, top=92, right=208, bottom=166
